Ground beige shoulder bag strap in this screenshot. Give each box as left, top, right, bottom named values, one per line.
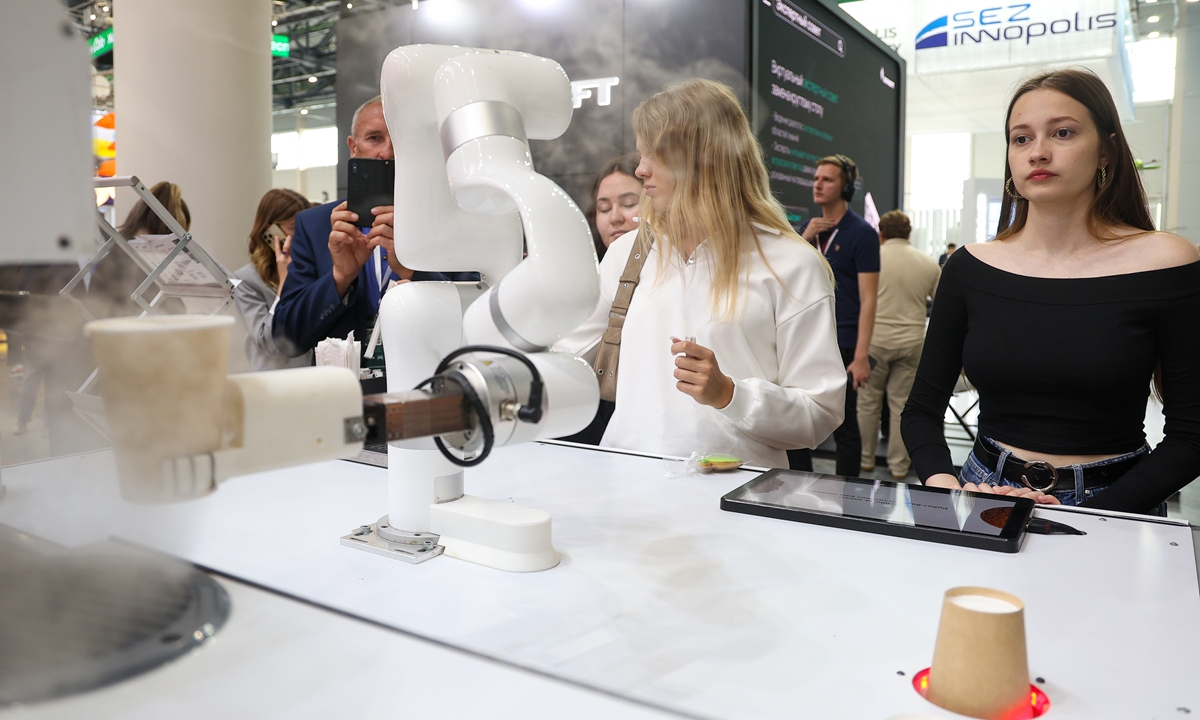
left=595, top=229, right=653, bottom=402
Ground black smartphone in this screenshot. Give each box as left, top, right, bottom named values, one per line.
left=346, top=158, right=394, bottom=229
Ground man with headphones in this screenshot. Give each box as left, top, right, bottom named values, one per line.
left=790, top=154, right=880, bottom=478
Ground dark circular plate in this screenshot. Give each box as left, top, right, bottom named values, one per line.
left=0, top=528, right=230, bottom=707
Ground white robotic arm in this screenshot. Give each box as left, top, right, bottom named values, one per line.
left=365, top=45, right=602, bottom=572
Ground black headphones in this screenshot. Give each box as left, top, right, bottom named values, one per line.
left=831, top=154, right=861, bottom=202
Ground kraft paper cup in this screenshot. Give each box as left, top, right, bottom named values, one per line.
left=926, top=586, right=1030, bottom=720
left=85, top=315, right=234, bottom=503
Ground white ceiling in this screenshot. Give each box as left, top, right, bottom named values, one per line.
left=904, top=56, right=1132, bottom=135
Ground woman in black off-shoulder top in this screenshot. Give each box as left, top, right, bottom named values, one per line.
left=900, top=69, right=1200, bottom=516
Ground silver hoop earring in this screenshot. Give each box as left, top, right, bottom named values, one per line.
left=1097, top=166, right=1107, bottom=189
left=1005, top=177, right=1023, bottom=200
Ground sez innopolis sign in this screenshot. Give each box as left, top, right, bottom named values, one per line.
left=843, top=0, right=1126, bottom=74
left=915, top=5, right=1117, bottom=50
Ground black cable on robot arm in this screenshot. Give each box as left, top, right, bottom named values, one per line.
left=412, top=374, right=491, bottom=466
left=434, top=345, right=543, bottom=424
left=432, top=370, right=495, bottom=468
left=411, top=345, right=545, bottom=467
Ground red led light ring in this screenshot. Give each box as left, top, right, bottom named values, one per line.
left=912, top=668, right=1051, bottom=719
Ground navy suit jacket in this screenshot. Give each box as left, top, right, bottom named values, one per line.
left=273, top=199, right=469, bottom=357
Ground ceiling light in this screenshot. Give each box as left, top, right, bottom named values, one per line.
left=346, top=2, right=353, bottom=7
left=101, top=4, right=109, bottom=10
left=89, top=13, right=96, bottom=19
left=1147, top=14, right=1160, bottom=22
left=1145, top=0, right=1157, bottom=3
left=1148, top=31, right=1160, bottom=38
left=308, top=76, right=318, bottom=83
left=271, top=19, right=278, bottom=26
left=300, top=108, right=309, bottom=115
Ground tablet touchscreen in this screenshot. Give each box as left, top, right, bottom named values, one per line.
left=721, top=470, right=1034, bottom=552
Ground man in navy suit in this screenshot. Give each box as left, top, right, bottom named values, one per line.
left=274, top=96, right=464, bottom=357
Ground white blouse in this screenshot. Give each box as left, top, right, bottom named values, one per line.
left=556, top=223, right=846, bottom=468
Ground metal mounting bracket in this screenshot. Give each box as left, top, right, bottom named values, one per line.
left=339, top=515, right=444, bottom=564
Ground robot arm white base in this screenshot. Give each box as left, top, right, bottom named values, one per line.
left=431, top=494, right=559, bottom=572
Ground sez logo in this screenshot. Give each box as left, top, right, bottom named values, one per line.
left=915, top=3, right=1117, bottom=50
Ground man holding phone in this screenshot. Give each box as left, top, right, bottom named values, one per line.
left=274, top=95, right=457, bottom=357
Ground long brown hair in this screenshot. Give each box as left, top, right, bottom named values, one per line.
left=118, top=181, right=191, bottom=237
left=995, top=68, right=1154, bottom=241
left=248, top=188, right=310, bottom=289
left=632, top=79, right=829, bottom=319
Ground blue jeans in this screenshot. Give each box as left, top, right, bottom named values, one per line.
left=959, top=438, right=1166, bottom=516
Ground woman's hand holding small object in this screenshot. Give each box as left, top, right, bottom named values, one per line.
left=670, top=336, right=735, bottom=409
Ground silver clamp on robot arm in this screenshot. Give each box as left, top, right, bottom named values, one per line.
left=414, top=345, right=544, bottom=466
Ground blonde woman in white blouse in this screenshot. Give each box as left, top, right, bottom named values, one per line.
left=557, top=79, right=846, bottom=468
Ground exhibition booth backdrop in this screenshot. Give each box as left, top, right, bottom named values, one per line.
left=334, top=0, right=904, bottom=226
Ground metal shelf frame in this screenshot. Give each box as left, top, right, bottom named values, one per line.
left=61, top=175, right=234, bottom=321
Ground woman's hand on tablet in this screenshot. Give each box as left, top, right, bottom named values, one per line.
left=927, top=474, right=1058, bottom=504
left=987, top=484, right=1062, bottom=504
left=924, top=473, right=962, bottom=490
left=958, top=479, right=1061, bottom=504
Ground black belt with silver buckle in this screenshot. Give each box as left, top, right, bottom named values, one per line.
left=971, top=438, right=1142, bottom=493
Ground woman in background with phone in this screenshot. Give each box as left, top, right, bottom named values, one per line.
left=233, top=188, right=313, bottom=370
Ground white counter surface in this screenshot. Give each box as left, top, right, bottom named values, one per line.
left=7, top=573, right=683, bottom=720
left=2, top=442, right=1198, bottom=718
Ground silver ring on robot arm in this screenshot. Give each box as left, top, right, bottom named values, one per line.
left=440, top=100, right=528, bottom=161
left=489, top=285, right=547, bottom=353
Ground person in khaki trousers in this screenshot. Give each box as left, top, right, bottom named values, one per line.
left=858, top=211, right=940, bottom=478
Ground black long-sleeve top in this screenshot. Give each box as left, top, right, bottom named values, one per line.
left=900, top=249, right=1200, bottom=514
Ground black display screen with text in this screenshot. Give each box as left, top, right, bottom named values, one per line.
left=752, top=0, right=903, bottom=229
